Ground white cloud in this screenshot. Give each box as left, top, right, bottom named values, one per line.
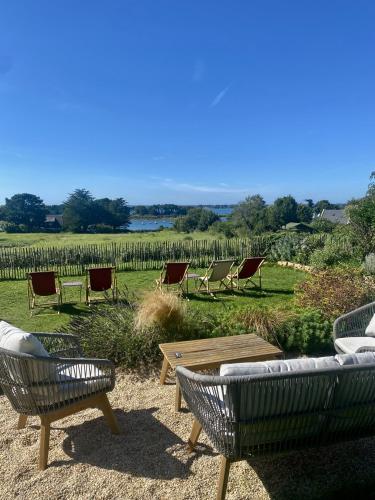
left=210, top=85, right=230, bottom=107
left=161, top=179, right=249, bottom=194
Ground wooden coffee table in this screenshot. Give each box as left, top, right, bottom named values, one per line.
left=159, top=333, right=283, bottom=411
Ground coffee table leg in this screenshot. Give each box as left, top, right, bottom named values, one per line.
left=175, top=380, right=182, bottom=412
left=160, top=356, right=170, bottom=385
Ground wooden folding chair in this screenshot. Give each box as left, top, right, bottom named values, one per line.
left=197, top=259, right=235, bottom=296
left=155, top=262, right=190, bottom=295
left=27, top=271, right=62, bottom=315
left=86, top=267, right=119, bottom=305
left=228, top=257, right=265, bottom=290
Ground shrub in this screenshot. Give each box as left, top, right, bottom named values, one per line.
left=269, top=235, right=301, bottom=262
left=309, top=238, right=358, bottom=268
left=295, top=269, right=375, bottom=319
left=60, top=293, right=217, bottom=368
left=276, top=309, right=333, bottom=354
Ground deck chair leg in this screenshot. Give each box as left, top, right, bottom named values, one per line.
left=39, top=418, right=50, bottom=470
left=98, top=394, right=120, bottom=434
left=187, top=418, right=202, bottom=451
left=17, top=414, right=28, bottom=429
left=217, top=456, right=231, bottom=500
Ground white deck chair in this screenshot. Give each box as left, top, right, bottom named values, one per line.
left=197, top=259, right=235, bottom=296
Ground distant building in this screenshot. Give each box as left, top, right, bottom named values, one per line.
left=44, top=214, right=63, bottom=231
left=319, top=209, right=349, bottom=225
left=284, top=222, right=315, bottom=233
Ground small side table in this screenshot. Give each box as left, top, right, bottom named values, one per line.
left=62, top=281, right=83, bottom=303
left=185, top=273, right=200, bottom=293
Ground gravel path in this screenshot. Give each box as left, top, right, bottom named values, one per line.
left=1, top=369, right=375, bottom=499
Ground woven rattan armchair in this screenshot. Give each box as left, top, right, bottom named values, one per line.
left=333, top=301, right=375, bottom=353
left=0, top=333, right=119, bottom=470
left=177, top=361, right=375, bottom=500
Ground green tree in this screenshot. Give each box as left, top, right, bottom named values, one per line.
left=3, top=193, right=47, bottom=231
left=63, top=189, right=95, bottom=232
left=269, top=195, right=298, bottom=229
left=297, top=203, right=313, bottom=223
left=174, top=208, right=219, bottom=232
left=231, top=195, right=268, bottom=235
left=346, top=172, right=375, bottom=257
left=94, top=198, right=130, bottom=229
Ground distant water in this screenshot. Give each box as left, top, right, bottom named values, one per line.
left=127, top=207, right=233, bottom=232
left=128, top=219, right=174, bottom=231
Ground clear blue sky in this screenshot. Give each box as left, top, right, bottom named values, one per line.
left=0, top=0, right=374, bottom=205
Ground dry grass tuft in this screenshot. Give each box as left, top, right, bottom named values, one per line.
left=231, top=307, right=294, bottom=346
left=135, top=290, right=187, bottom=331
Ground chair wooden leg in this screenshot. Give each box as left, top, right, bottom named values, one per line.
left=187, top=418, right=202, bottom=451
left=217, top=456, right=231, bottom=500
left=159, top=356, right=170, bottom=385
left=17, top=414, right=28, bottom=429
left=98, top=394, right=120, bottom=434
left=175, top=380, right=182, bottom=412
left=39, top=418, right=51, bottom=471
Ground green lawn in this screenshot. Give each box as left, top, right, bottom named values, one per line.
left=0, top=264, right=306, bottom=332
left=0, top=229, right=219, bottom=248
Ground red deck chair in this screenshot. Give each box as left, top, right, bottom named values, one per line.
left=228, top=257, right=265, bottom=290
left=27, top=271, right=62, bottom=315
left=86, top=267, right=118, bottom=305
left=155, top=262, right=190, bottom=295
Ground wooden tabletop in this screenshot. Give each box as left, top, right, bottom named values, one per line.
left=159, top=333, right=283, bottom=371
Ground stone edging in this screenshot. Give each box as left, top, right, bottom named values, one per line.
left=277, top=261, right=314, bottom=273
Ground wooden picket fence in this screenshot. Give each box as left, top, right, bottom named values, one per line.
left=0, top=237, right=275, bottom=280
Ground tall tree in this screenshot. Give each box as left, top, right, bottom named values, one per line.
left=63, top=189, right=95, bottom=232
left=297, top=203, right=313, bottom=223
left=231, top=195, right=267, bottom=235
left=95, top=198, right=130, bottom=228
left=269, top=195, right=298, bottom=228
left=346, top=172, right=375, bottom=257
left=3, top=193, right=47, bottom=231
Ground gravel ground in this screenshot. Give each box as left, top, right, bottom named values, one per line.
left=1, top=369, right=375, bottom=500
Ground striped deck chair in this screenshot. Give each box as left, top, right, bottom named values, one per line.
left=155, top=262, right=190, bottom=295
left=228, top=257, right=265, bottom=290
left=197, top=259, right=235, bottom=296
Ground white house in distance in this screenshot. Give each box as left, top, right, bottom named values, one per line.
left=319, top=208, right=349, bottom=224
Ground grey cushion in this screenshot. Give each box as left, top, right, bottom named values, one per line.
left=29, top=363, right=111, bottom=406
left=0, top=320, right=49, bottom=357
left=365, top=314, right=375, bottom=337
left=334, top=336, right=375, bottom=354
left=335, top=352, right=375, bottom=365
left=220, top=355, right=339, bottom=377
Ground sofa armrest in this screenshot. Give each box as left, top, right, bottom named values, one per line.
left=333, top=302, right=375, bottom=339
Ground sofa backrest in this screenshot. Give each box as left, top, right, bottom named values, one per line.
left=178, top=353, right=375, bottom=457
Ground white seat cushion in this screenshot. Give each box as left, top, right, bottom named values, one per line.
left=334, top=336, right=375, bottom=354
left=365, top=314, right=375, bottom=337
left=220, top=355, right=339, bottom=377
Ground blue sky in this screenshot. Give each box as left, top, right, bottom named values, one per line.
left=0, top=0, right=374, bottom=205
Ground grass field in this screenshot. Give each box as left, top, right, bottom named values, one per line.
left=0, top=264, right=306, bottom=332
left=0, top=230, right=219, bottom=248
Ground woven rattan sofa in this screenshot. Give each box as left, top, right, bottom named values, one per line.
left=177, top=352, right=375, bottom=500
left=0, top=323, right=119, bottom=470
